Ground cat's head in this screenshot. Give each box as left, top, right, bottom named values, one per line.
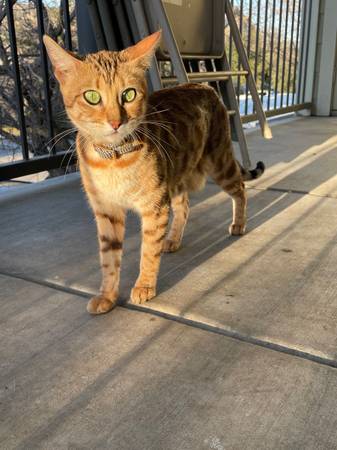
left=43, top=32, right=161, bottom=145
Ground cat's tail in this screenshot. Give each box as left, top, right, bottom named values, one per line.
left=240, top=161, right=265, bottom=181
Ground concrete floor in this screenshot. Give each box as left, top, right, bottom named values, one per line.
left=1, top=117, right=337, bottom=449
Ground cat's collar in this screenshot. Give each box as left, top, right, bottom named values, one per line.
left=93, top=137, right=142, bottom=159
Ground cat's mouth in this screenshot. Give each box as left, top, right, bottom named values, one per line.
left=102, top=130, right=123, bottom=139
left=102, top=121, right=139, bottom=140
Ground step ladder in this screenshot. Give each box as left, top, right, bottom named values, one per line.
left=86, top=0, right=272, bottom=169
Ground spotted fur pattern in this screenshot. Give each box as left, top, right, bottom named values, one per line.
left=44, top=32, right=265, bottom=314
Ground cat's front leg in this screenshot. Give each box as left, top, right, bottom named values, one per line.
left=87, top=207, right=125, bottom=314
left=131, top=205, right=169, bottom=304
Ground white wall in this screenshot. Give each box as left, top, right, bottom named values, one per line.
left=313, top=0, right=337, bottom=115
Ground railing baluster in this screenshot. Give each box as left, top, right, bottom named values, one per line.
left=267, top=0, right=276, bottom=110
left=261, top=0, right=269, bottom=104
left=280, top=0, right=290, bottom=108
left=301, top=0, right=312, bottom=104
left=297, top=0, right=306, bottom=103
left=62, top=0, right=73, bottom=51
left=293, top=0, right=302, bottom=105
left=36, top=0, right=54, bottom=152
left=273, top=0, right=283, bottom=109
left=244, top=0, right=253, bottom=115
left=229, top=0, right=234, bottom=67
left=6, top=0, right=29, bottom=160
left=287, top=0, right=297, bottom=106
left=254, top=0, right=261, bottom=88
left=237, top=0, right=244, bottom=104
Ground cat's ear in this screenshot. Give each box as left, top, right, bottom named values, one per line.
left=123, top=30, right=161, bottom=69
left=43, top=35, right=81, bottom=82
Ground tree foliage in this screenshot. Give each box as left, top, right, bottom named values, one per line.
left=0, top=0, right=76, bottom=159
left=227, top=1, right=301, bottom=95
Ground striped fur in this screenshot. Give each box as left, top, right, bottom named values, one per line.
left=44, top=32, right=265, bottom=314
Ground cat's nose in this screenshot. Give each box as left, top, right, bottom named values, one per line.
left=110, top=120, right=121, bottom=131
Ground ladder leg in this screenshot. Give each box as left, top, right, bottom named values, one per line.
left=128, top=0, right=163, bottom=91
left=148, top=0, right=189, bottom=84
left=225, top=0, right=272, bottom=139
left=215, top=56, right=251, bottom=169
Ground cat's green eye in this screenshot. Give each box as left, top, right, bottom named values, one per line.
left=122, top=88, right=136, bottom=104
left=83, top=90, right=101, bottom=105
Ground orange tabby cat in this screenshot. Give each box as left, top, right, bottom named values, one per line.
left=44, top=31, right=265, bottom=314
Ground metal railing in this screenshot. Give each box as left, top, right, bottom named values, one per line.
left=0, top=0, right=77, bottom=180
left=226, top=0, right=312, bottom=122
left=0, top=0, right=310, bottom=181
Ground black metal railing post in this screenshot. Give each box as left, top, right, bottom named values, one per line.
left=61, top=0, right=73, bottom=50
left=6, top=0, right=29, bottom=160
left=36, top=0, right=55, bottom=151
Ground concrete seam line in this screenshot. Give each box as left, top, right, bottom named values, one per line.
left=248, top=186, right=337, bottom=199
left=1, top=270, right=337, bottom=370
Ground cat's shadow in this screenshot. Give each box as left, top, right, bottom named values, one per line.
left=118, top=131, right=337, bottom=303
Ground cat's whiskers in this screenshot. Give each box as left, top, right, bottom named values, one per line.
left=60, top=139, right=76, bottom=173
left=52, top=110, right=74, bottom=129
left=145, top=98, right=169, bottom=114
left=137, top=125, right=174, bottom=168
left=139, top=120, right=179, bottom=146
left=135, top=126, right=165, bottom=163
left=63, top=133, right=89, bottom=176
left=139, top=125, right=171, bottom=154
left=144, top=118, right=176, bottom=126
left=139, top=121, right=178, bottom=153
left=44, top=128, right=74, bottom=152
left=63, top=142, right=77, bottom=177
left=140, top=118, right=176, bottom=128
left=60, top=133, right=87, bottom=174
left=144, top=108, right=169, bottom=114
left=130, top=130, right=141, bottom=145
left=142, top=108, right=170, bottom=118
left=142, top=110, right=174, bottom=125
left=54, top=109, right=70, bottom=118
left=46, top=127, right=77, bottom=155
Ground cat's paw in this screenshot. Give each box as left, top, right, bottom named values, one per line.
left=130, top=286, right=156, bottom=304
left=162, top=239, right=181, bottom=253
left=229, top=223, right=246, bottom=236
left=87, top=294, right=117, bottom=315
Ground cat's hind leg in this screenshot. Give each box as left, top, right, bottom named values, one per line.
left=163, top=192, right=189, bottom=252
left=211, top=159, right=247, bottom=236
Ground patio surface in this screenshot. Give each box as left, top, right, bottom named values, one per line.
left=2, top=116, right=337, bottom=449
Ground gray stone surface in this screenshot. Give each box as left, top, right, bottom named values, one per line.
left=1, top=276, right=337, bottom=450
left=2, top=118, right=337, bottom=363
left=248, top=116, right=337, bottom=197
left=148, top=190, right=337, bottom=361
left=2, top=117, right=337, bottom=449
left=0, top=275, right=89, bottom=379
